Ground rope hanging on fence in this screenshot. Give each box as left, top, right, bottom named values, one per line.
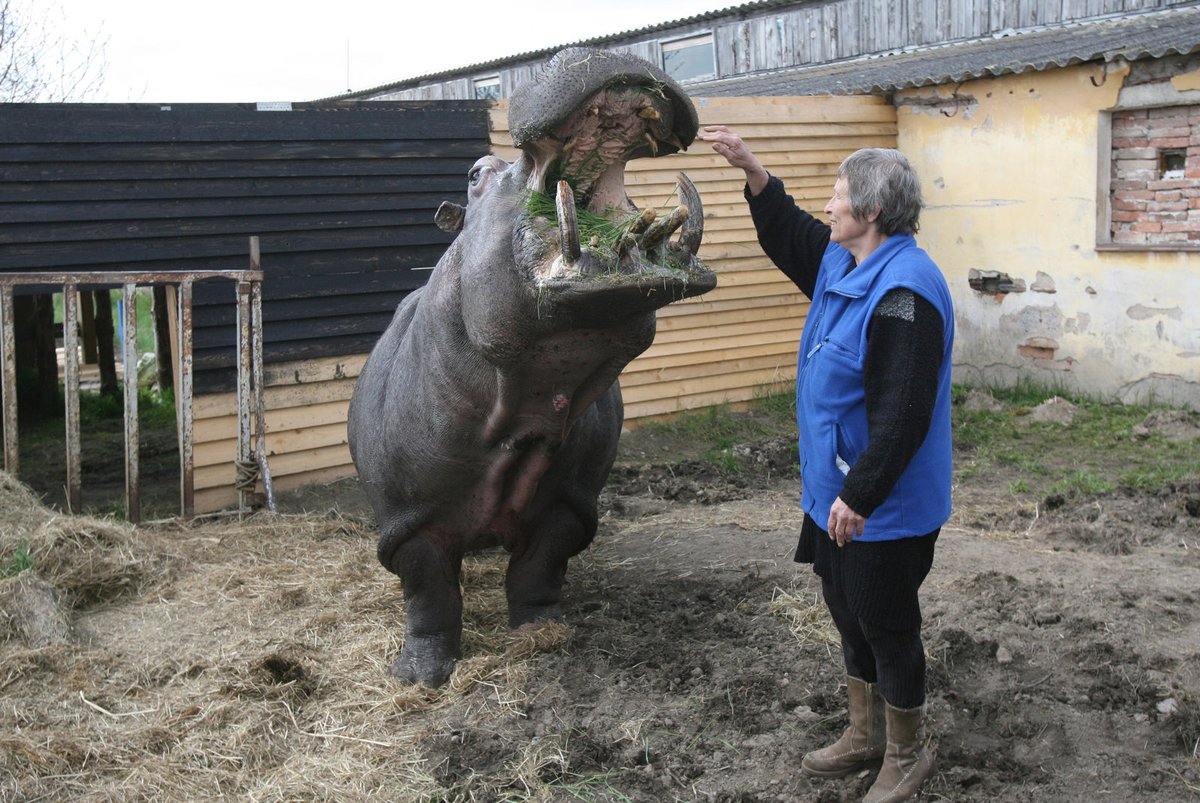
left=234, top=459, right=260, bottom=492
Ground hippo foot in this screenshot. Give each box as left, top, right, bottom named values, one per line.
left=388, top=637, right=459, bottom=688
left=509, top=603, right=563, bottom=630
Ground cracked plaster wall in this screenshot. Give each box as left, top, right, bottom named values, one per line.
left=896, top=64, right=1200, bottom=410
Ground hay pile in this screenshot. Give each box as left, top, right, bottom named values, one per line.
left=2, top=471, right=163, bottom=646
left=0, top=475, right=574, bottom=801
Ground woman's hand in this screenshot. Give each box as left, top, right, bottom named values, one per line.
left=827, top=497, right=866, bottom=547
left=699, top=125, right=770, bottom=196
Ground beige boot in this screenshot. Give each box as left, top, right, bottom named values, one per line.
left=801, top=676, right=885, bottom=778
left=862, top=702, right=937, bottom=802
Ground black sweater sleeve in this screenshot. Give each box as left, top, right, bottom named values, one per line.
left=838, top=288, right=945, bottom=518
left=745, top=175, right=830, bottom=299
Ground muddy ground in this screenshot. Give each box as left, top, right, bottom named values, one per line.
left=2, top=398, right=1199, bottom=801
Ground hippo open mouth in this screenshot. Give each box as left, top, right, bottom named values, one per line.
left=507, top=48, right=716, bottom=309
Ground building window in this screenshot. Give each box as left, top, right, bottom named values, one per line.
left=473, top=76, right=500, bottom=100
left=661, top=33, right=715, bottom=82
left=1160, top=148, right=1186, bottom=179
left=1106, top=105, right=1199, bottom=247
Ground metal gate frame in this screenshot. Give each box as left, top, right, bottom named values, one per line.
left=0, top=241, right=270, bottom=523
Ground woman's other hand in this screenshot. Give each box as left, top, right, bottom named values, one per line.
left=828, top=496, right=866, bottom=547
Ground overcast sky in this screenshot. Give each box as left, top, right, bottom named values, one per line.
left=54, top=0, right=735, bottom=103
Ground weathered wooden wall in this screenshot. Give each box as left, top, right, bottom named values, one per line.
left=192, top=354, right=365, bottom=513
left=364, top=0, right=1182, bottom=101
left=189, top=94, right=896, bottom=512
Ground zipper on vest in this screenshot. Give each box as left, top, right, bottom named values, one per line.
left=806, top=340, right=824, bottom=359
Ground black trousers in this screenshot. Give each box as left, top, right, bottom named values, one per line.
left=796, top=514, right=938, bottom=709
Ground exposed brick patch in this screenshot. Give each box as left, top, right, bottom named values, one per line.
left=1110, top=104, right=1200, bottom=245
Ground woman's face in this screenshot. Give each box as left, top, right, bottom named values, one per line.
left=824, top=177, right=875, bottom=248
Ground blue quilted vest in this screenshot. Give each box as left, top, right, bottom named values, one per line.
left=796, top=233, right=955, bottom=540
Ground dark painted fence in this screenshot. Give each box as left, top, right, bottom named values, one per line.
left=0, top=101, right=491, bottom=393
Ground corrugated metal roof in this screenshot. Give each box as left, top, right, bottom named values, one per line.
left=691, top=4, right=1200, bottom=96
left=340, top=0, right=785, bottom=99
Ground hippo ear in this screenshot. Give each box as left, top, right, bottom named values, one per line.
left=435, top=201, right=466, bottom=233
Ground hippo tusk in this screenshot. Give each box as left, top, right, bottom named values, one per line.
left=675, top=172, right=704, bottom=256
left=556, top=179, right=581, bottom=265
left=640, top=206, right=688, bottom=251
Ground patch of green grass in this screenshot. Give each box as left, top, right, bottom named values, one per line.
left=641, top=402, right=766, bottom=447
left=750, top=387, right=796, bottom=421
left=79, top=389, right=124, bottom=420
left=2, top=541, right=33, bottom=578
left=1050, top=470, right=1115, bottom=499
left=704, top=447, right=742, bottom=475
left=1113, top=444, right=1200, bottom=489
left=993, top=449, right=1048, bottom=475
left=76, top=387, right=177, bottom=429
left=552, top=772, right=635, bottom=802
left=952, top=381, right=1199, bottom=503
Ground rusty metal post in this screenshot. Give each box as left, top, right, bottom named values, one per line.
left=0, top=286, right=17, bottom=475
left=122, top=283, right=140, bottom=524
left=63, top=285, right=82, bottom=512
left=235, top=279, right=253, bottom=513
left=250, top=276, right=276, bottom=512
left=178, top=280, right=194, bottom=519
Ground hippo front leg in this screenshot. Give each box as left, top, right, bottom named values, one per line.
left=505, top=503, right=595, bottom=628
left=387, top=537, right=464, bottom=687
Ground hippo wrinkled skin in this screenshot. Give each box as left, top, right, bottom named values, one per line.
left=347, top=47, right=716, bottom=687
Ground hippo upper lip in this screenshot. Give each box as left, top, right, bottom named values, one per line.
left=508, top=50, right=711, bottom=297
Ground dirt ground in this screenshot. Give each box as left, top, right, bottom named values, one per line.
left=2, top=399, right=1199, bottom=801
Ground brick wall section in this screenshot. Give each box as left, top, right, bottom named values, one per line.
left=1110, top=105, right=1200, bottom=245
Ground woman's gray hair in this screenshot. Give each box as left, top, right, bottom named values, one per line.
left=838, top=148, right=923, bottom=235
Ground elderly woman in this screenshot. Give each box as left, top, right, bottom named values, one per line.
left=701, top=125, right=953, bottom=803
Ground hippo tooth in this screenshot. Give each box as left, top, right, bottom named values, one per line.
left=555, top=179, right=581, bottom=265
left=675, top=172, right=704, bottom=256
left=627, top=208, right=656, bottom=236
left=640, top=206, right=688, bottom=251
left=616, top=232, right=639, bottom=265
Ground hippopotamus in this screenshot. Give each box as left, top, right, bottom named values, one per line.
left=347, top=47, right=716, bottom=687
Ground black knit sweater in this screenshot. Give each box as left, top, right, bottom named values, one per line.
left=746, top=176, right=945, bottom=518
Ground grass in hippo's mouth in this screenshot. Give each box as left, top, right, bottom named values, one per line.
left=524, top=189, right=640, bottom=249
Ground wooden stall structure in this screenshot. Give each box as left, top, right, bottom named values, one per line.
left=1, top=101, right=489, bottom=515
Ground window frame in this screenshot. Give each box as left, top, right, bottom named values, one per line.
left=660, top=32, right=716, bottom=82
left=472, top=75, right=501, bottom=100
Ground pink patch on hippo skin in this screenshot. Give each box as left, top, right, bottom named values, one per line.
left=553, top=393, right=570, bottom=414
